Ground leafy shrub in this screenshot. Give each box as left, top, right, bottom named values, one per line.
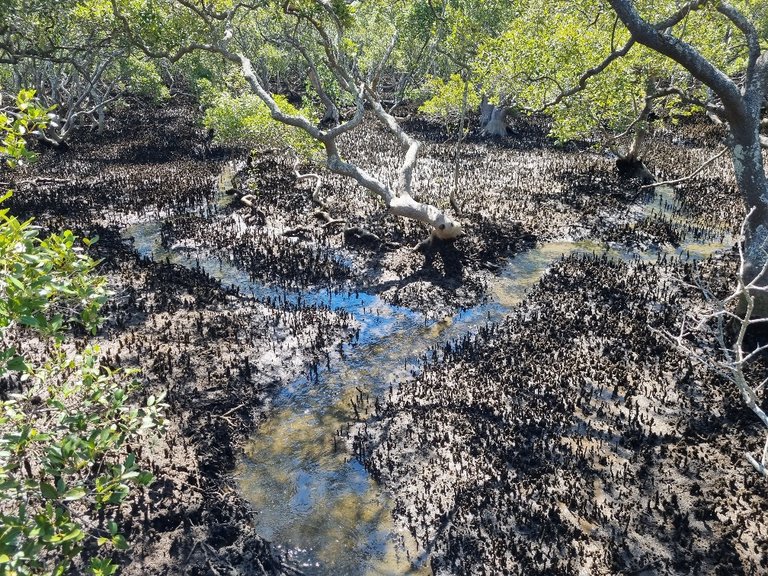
left=0, top=347, right=165, bottom=576
left=118, top=55, right=170, bottom=103
left=0, top=90, right=52, bottom=168
left=419, top=74, right=481, bottom=128
left=0, top=97, right=166, bottom=575
left=202, top=87, right=323, bottom=160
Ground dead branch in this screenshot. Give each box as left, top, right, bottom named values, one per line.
left=655, top=207, right=768, bottom=476
left=640, top=146, right=728, bottom=190
left=292, top=156, right=326, bottom=209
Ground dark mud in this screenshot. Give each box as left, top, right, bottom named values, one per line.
left=348, top=119, right=768, bottom=574
left=355, top=252, right=768, bottom=574
left=4, top=102, right=357, bottom=575
left=4, top=98, right=761, bottom=575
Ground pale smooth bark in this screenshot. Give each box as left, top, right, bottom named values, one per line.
left=110, top=0, right=465, bottom=243
left=238, top=54, right=463, bottom=239
left=479, top=96, right=509, bottom=137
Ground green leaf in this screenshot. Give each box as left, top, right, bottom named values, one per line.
left=59, top=528, right=84, bottom=543
left=63, top=487, right=87, bottom=501
left=136, top=471, right=154, bottom=486
left=112, top=534, right=129, bottom=550
left=40, top=482, right=58, bottom=500
left=6, top=275, right=25, bottom=291
left=89, top=557, right=118, bottom=576
left=6, top=355, right=29, bottom=372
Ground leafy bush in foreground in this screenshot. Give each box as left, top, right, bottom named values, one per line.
left=0, top=92, right=166, bottom=576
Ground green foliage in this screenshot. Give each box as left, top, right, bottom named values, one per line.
left=284, top=0, right=354, bottom=29
left=400, top=0, right=516, bottom=79
left=0, top=347, right=165, bottom=576
left=202, top=90, right=323, bottom=160
left=0, top=97, right=164, bottom=575
left=419, top=74, right=480, bottom=127
left=472, top=0, right=753, bottom=146
left=0, top=90, right=51, bottom=168
left=0, top=193, right=108, bottom=355
left=474, top=4, right=642, bottom=142
left=117, top=55, right=170, bottom=103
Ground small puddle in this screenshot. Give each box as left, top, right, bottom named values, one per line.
left=122, top=174, right=732, bottom=575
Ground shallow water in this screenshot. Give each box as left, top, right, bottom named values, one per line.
left=236, top=239, right=604, bottom=575
left=123, top=179, right=730, bottom=575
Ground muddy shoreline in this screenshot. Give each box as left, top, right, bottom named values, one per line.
left=4, top=99, right=765, bottom=575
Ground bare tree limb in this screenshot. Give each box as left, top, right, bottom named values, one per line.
left=658, top=207, right=768, bottom=476
left=110, top=0, right=464, bottom=240
left=640, top=146, right=729, bottom=189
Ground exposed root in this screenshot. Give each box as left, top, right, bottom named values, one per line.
left=615, top=156, right=656, bottom=184
left=239, top=194, right=266, bottom=225
left=282, top=225, right=315, bottom=240
left=313, top=210, right=346, bottom=229
left=292, top=156, right=326, bottom=209
left=343, top=226, right=382, bottom=247
left=412, top=235, right=433, bottom=253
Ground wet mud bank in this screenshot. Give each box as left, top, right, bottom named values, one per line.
left=355, top=252, right=768, bottom=574
left=4, top=102, right=358, bottom=574
left=4, top=98, right=762, bottom=574
left=95, top=232, right=355, bottom=575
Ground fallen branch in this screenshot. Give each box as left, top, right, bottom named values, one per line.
left=282, top=225, right=314, bottom=240
left=640, top=146, right=728, bottom=190
left=239, top=194, right=266, bottom=225
left=292, top=156, right=326, bottom=208
left=219, top=402, right=247, bottom=418
left=17, top=176, right=74, bottom=186
left=343, top=226, right=382, bottom=246
left=313, top=211, right=346, bottom=231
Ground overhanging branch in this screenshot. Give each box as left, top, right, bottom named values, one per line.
left=537, top=37, right=635, bottom=112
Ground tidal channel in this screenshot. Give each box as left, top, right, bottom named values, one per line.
left=123, top=174, right=730, bottom=574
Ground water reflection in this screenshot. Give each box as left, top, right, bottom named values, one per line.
left=236, top=239, right=602, bottom=574
left=123, top=181, right=732, bottom=575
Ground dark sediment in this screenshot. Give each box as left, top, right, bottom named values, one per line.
left=356, top=251, right=768, bottom=575
left=3, top=97, right=761, bottom=575
left=3, top=101, right=355, bottom=575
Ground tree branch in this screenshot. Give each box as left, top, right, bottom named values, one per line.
left=639, top=146, right=728, bottom=189
left=715, top=2, right=761, bottom=93
left=537, top=37, right=635, bottom=112
left=607, top=0, right=746, bottom=125
left=655, top=206, right=768, bottom=476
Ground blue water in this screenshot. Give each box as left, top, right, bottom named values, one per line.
left=122, top=182, right=731, bottom=575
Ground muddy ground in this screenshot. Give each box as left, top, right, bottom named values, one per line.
left=356, top=253, right=768, bottom=575
left=3, top=97, right=766, bottom=575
